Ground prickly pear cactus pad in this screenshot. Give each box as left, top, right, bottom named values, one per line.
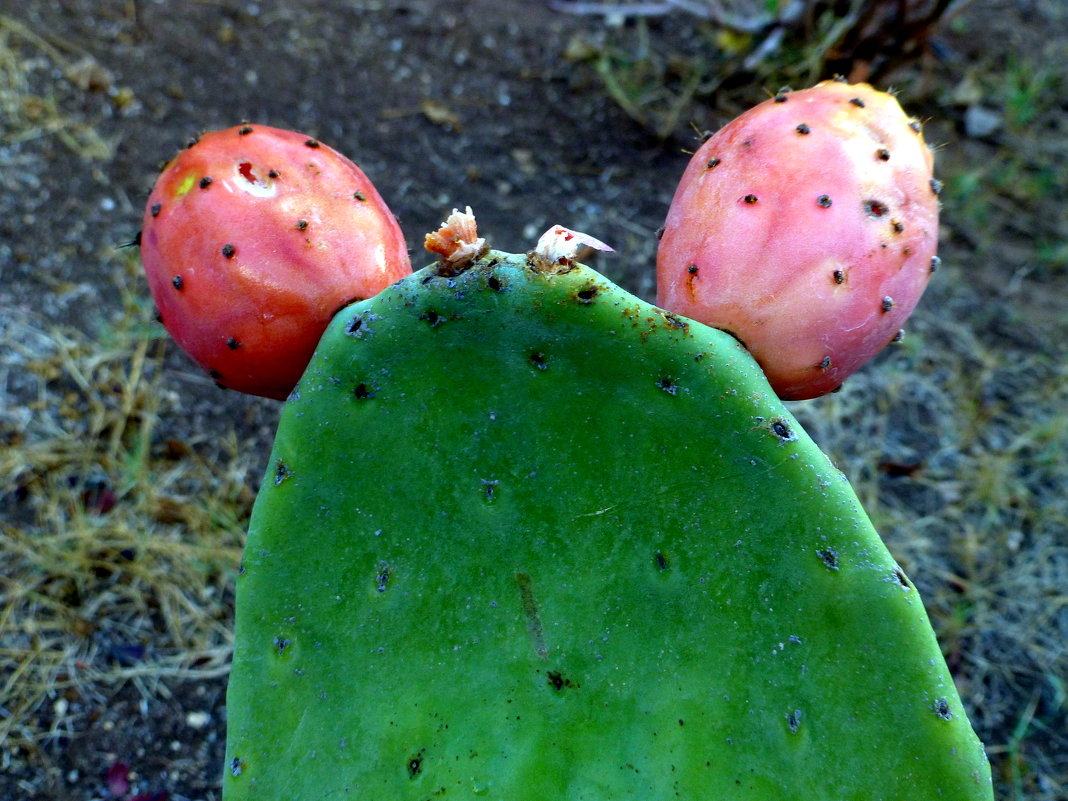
left=223, top=249, right=992, bottom=799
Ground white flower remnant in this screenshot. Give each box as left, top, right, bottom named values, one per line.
left=424, top=206, right=487, bottom=268
left=535, top=225, right=614, bottom=265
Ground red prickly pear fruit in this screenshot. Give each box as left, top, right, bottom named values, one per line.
left=140, top=124, right=411, bottom=400
left=656, top=81, right=940, bottom=400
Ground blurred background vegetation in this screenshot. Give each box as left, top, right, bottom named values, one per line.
left=1, top=1, right=1065, bottom=798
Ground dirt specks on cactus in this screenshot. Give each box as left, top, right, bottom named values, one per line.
left=198, top=176, right=213, bottom=189
left=795, top=123, right=811, bottom=135
left=656, top=377, right=679, bottom=395
left=706, top=157, right=721, bottom=169
left=786, top=709, right=803, bottom=733
left=481, top=479, right=499, bottom=502
left=171, top=275, right=183, bottom=290
left=742, top=193, right=758, bottom=204
left=304, top=138, right=320, bottom=148
left=546, top=669, right=577, bottom=691
left=817, top=194, right=833, bottom=208
left=150, top=202, right=161, bottom=217
left=346, top=311, right=379, bottom=339
left=273, top=635, right=291, bottom=655
left=654, top=551, right=670, bottom=571
left=273, top=459, right=293, bottom=486
left=876, top=148, right=891, bottom=161
left=353, top=382, right=375, bottom=400
left=221, top=243, right=236, bottom=259
left=819, top=356, right=832, bottom=369
left=849, top=97, right=866, bottom=108
left=230, top=757, right=246, bottom=778
left=375, top=562, right=392, bottom=593
left=406, top=750, right=425, bottom=779
left=575, top=284, right=600, bottom=304
left=529, top=351, right=548, bottom=371
left=817, top=548, right=840, bottom=571
left=660, top=311, right=689, bottom=331
left=226, top=337, right=240, bottom=350
left=933, top=698, right=954, bottom=721
left=420, top=309, right=443, bottom=327
left=892, top=567, right=912, bottom=589
left=767, top=419, right=795, bottom=441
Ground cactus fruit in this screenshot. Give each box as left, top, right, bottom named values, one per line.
left=657, top=81, right=940, bottom=400
left=223, top=225, right=990, bottom=798
left=140, top=124, right=411, bottom=400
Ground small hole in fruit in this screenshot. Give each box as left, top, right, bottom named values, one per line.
left=864, top=199, right=889, bottom=218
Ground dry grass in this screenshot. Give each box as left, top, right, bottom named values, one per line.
left=0, top=253, right=253, bottom=779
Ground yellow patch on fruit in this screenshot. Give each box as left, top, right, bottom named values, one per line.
left=174, top=173, right=197, bottom=197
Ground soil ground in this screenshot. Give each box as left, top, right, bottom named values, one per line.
left=1, top=1, right=1066, bottom=799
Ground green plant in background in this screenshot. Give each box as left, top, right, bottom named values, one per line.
left=557, top=0, right=967, bottom=137
left=223, top=237, right=991, bottom=798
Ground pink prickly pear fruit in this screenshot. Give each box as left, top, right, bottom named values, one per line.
left=140, top=124, right=411, bottom=400
left=656, top=80, right=940, bottom=400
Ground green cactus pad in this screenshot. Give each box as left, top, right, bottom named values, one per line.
left=223, top=250, right=992, bottom=800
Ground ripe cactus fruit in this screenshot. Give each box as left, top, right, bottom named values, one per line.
left=657, top=80, right=940, bottom=400
left=140, top=124, right=411, bottom=400
left=223, top=230, right=990, bottom=798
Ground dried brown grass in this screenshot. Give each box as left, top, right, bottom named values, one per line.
left=0, top=254, right=253, bottom=777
